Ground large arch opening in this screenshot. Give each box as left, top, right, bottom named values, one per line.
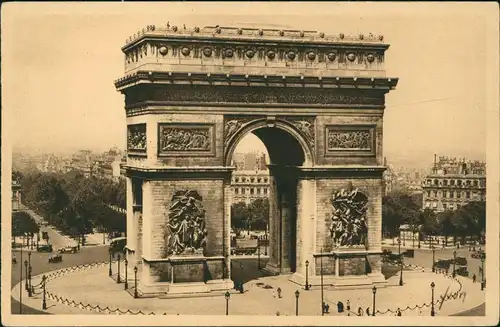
left=228, top=122, right=309, bottom=279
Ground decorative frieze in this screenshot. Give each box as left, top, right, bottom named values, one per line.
left=325, top=125, right=376, bottom=157
left=330, top=185, right=368, bottom=248
left=124, top=86, right=384, bottom=107
left=158, top=123, right=215, bottom=156
left=166, top=190, right=207, bottom=256
left=127, top=124, right=147, bottom=153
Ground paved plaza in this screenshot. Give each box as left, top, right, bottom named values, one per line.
left=13, top=258, right=484, bottom=317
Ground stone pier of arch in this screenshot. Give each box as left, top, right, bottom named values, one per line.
left=115, top=25, right=398, bottom=295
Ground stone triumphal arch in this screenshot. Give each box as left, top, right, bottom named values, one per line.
left=115, top=25, right=398, bottom=294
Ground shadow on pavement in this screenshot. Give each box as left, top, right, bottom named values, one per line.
left=231, top=258, right=270, bottom=284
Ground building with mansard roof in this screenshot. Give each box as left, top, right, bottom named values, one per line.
left=422, top=155, right=486, bottom=212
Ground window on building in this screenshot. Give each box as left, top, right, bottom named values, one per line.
left=437, top=191, right=442, bottom=197
left=473, top=180, right=478, bottom=187
left=425, top=202, right=430, bottom=208
left=466, top=191, right=470, bottom=199
left=257, top=188, right=261, bottom=195
left=427, top=179, right=432, bottom=185
left=235, top=188, right=239, bottom=194
left=257, top=178, right=261, bottom=183
left=264, top=178, right=268, bottom=183
left=466, top=180, right=471, bottom=187
left=450, top=191, right=454, bottom=198
left=443, top=179, right=448, bottom=186
left=426, top=191, right=430, bottom=197
left=434, top=179, right=438, bottom=185
left=443, top=203, right=447, bottom=210
left=457, top=180, right=462, bottom=186
left=457, top=192, right=461, bottom=198
left=235, top=178, right=239, bottom=183
left=450, top=180, right=455, bottom=186
left=264, top=188, right=268, bottom=195
left=432, top=202, right=438, bottom=208
left=250, top=188, right=254, bottom=195
left=433, top=191, right=437, bottom=197
left=251, top=178, right=255, bottom=183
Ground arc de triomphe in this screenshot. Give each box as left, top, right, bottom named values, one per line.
left=115, top=25, right=398, bottom=295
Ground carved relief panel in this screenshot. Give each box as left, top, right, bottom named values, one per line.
left=325, top=125, right=376, bottom=157
left=223, top=115, right=262, bottom=148
left=158, top=123, right=215, bottom=157
left=330, top=184, right=368, bottom=248
left=165, top=190, right=207, bottom=256
left=127, top=123, right=147, bottom=155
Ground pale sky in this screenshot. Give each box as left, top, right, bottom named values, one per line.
left=3, top=2, right=497, bottom=168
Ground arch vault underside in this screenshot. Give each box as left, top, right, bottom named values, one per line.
left=115, top=25, right=398, bottom=294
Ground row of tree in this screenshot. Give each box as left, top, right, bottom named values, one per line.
left=14, top=170, right=126, bottom=244
left=231, top=198, right=269, bottom=231
left=382, top=190, right=486, bottom=244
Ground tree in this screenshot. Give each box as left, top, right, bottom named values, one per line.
left=420, top=208, right=438, bottom=237
left=382, top=190, right=420, bottom=239
left=231, top=202, right=250, bottom=230
left=247, top=198, right=269, bottom=231
left=437, top=210, right=455, bottom=246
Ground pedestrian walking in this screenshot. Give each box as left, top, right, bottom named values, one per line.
left=366, top=307, right=370, bottom=316
left=358, top=307, right=363, bottom=316
left=397, top=308, right=402, bottom=316
left=473, top=274, right=476, bottom=283
left=277, top=287, right=282, bottom=298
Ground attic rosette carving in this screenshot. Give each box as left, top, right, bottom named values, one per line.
left=330, top=186, right=368, bottom=248
left=166, top=190, right=208, bottom=255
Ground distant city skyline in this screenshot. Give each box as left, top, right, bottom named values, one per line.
left=4, top=3, right=494, bottom=170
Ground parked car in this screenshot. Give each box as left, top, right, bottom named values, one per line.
left=48, top=254, right=63, bottom=263
left=38, top=244, right=53, bottom=253
left=58, top=246, right=78, bottom=254
left=454, top=256, right=467, bottom=266
left=12, top=255, right=17, bottom=264
left=403, top=249, right=415, bottom=258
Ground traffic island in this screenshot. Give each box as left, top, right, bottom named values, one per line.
left=11, top=261, right=485, bottom=316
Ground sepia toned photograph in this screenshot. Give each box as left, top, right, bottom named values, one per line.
left=2, top=2, right=499, bottom=326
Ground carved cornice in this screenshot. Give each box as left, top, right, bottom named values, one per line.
left=268, top=165, right=386, bottom=179
left=125, top=166, right=235, bottom=180
left=115, top=71, right=397, bottom=91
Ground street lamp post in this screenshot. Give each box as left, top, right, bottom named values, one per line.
left=124, top=258, right=129, bottom=289
left=305, top=260, right=310, bottom=291
left=19, top=246, right=23, bottom=313
left=452, top=250, right=456, bottom=278
left=481, top=254, right=485, bottom=290
left=372, top=286, right=377, bottom=316
left=430, top=282, right=435, bottom=316
left=24, top=260, right=29, bottom=293
left=42, top=275, right=47, bottom=310
left=28, top=252, right=32, bottom=296
left=432, top=245, right=436, bottom=273
left=108, top=248, right=112, bottom=277
left=134, top=266, right=138, bottom=298
left=320, top=248, right=324, bottom=316
left=295, top=290, right=300, bottom=316
left=398, top=238, right=403, bottom=286
left=28, top=266, right=32, bottom=297
left=225, top=291, right=230, bottom=315
left=117, top=254, right=121, bottom=283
